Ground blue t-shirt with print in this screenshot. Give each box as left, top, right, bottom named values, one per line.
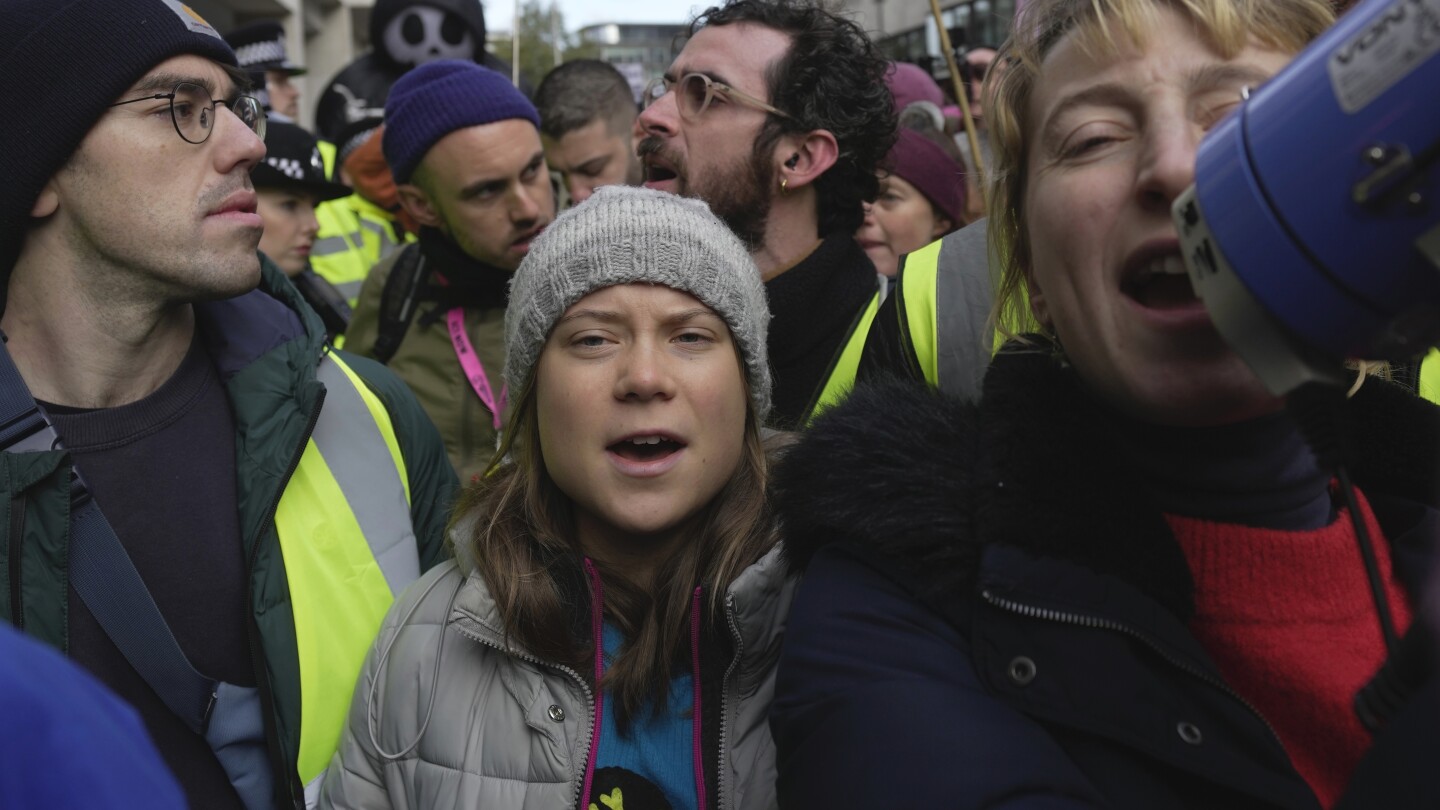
left=591, top=622, right=697, bottom=810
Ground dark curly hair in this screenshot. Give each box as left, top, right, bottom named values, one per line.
left=688, top=0, right=896, bottom=236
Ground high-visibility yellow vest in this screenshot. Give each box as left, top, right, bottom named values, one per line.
left=882, top=219, right=1023, bottom=401
left=277, top=352, right=417, bottom=801
left=312, top=196, right=411, bottom=309
left=319, top=139, right=338, bottom=177
left=1418, top=348, right=1440, bottom=405
left=807, top=293, right=883, bottom=424
left=311, top=142, right=414, bottom=310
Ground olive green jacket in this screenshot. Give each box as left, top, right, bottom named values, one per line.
left=345, top=244, right=508, bottom=485
left=0, top=258, right=457, bottom=807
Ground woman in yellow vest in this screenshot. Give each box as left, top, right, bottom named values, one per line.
left=253, top=121, right=355, bottom=343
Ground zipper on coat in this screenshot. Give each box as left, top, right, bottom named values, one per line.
left=8, top=491, right=27, bottom=630
left=717, top=592, right=746, bottom=810
left=449, top=619, right=597, bottom=809
left=248, top=388, right=326, bottom=809
left=979, top=589, right=1287, bottom=748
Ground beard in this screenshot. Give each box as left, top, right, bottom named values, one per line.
left=638, top=135, right=774, bottom=251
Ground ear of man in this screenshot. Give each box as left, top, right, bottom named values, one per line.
left=30, top=180, right=60, bottom=219
left=775, top=130, right=839, bottom=192
left=396, top=177, right=442, bottom=229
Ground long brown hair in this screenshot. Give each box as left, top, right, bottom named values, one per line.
left=450, top=353, right=780, bottom=730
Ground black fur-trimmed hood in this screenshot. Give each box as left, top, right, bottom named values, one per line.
left=773, top=374, right=980, bottom=616
left=774, top=349, right=1440, bottom=622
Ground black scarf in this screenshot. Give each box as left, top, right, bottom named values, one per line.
left=414, top=227, right=512, bottom=323
left=763, top=233, right=878, bottom=428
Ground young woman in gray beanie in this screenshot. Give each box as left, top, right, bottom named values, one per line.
left=320, top=185, right=792, bottom=810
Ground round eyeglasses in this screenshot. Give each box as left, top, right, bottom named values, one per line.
left=643, top=73, right=794, bottom=123
left=109, top=81, right=266, bottom=145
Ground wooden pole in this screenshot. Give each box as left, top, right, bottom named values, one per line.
left=511, top=0, right=521, bottom=86
left=929, top=0, right=989, bottom=210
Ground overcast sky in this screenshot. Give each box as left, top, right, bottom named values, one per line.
left=550, top=0, right=707, bottom=30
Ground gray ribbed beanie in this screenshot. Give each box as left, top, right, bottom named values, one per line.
left=506, top=185, right=772, bottom=419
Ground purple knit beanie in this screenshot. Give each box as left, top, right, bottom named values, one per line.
left=888, top=128, right=967, bottom=226
left=383, top=60, right=541, bottom=184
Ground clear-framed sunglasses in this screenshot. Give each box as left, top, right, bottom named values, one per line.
left=643, top=73, right=794, bottom=122
left=109, top=81, right=266, bottom=145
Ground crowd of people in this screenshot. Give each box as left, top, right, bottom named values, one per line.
left=0, top=0, right=1434, bottom=808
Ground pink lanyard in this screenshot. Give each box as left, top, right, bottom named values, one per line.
left=446, top=307, right=507, bottom=430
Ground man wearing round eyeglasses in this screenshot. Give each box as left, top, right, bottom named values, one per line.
left=0, top=3, right=458, bottom=809
left=637, top=0, right=897, bottom=430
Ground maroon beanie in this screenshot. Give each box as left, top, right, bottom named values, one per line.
left=887, top=128, right=967, bottom=226
left=886, top=62, right=944, bottom=112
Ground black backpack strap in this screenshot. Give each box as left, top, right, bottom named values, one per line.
left=1, top=334, right=280, bottom=808
left=292, top=269, right=354, bottom=345
left=0, top=335, right=276, bottom=809
left=0, top=340, right=52, bottom=453
left=0, top=336, right=220, bottom=734
left=68, top=486, right=223, bottom=733
left=371, top=243, right=429, bottom=364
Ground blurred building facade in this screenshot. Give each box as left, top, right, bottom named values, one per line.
left=836, top=0, right=1019, bottom=100
left=184, top=0, right=375, bottom=131
left=183, top=0, right=1023, bottom=127
left=574, top=22, right=689, bottom=103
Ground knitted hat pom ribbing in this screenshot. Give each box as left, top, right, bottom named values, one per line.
left=505, top=186, right=772, bottom=420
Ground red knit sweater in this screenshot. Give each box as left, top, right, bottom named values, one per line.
left=1167, top=487, right=1411, bottom=809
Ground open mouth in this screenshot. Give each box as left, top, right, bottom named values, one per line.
left=637, top=138, right=680, bottom=186
left=644, top=163, right=678, bottom=183
left=608, top=434, right=686, bottom=463
left=1122, top=253, right=1197, bottom=310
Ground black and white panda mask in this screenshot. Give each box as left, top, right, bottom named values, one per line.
left=371, top=0, right=487, bottom=70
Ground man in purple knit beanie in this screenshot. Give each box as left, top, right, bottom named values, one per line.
left=346, top=59, right=556, bottom=483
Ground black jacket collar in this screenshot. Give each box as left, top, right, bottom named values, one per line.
left=415, top=226, right=511, bottom=313
left=763, top=233, right=878, bottom=428
left=776, top=347, right=1440, bottom=623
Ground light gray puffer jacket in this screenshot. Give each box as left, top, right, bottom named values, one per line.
left=318, top=543, right=795, bottom=810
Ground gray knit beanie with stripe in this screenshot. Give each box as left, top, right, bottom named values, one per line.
left=505, top=185, right=772, bottom=420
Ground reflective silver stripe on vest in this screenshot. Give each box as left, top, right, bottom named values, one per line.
left=303, top=770, right=327, bottom=809
left=933, top=218, right=997, bottom=403
left=359, top=218, right=402, bottom=261
left=334, top=280, right=364, bottom=301
left=313, top=357, right=419, bottom=595
left=312, top=232, right=363, bottom=257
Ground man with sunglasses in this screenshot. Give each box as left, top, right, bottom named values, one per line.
left=637, top=0, right=896, bottom=429
left=0, top=2, right=457, bottom=808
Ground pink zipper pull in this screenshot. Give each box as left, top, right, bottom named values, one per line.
left=580, top=558, right=606, bottom=809
left=691, top=586, right=708, bottom=810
